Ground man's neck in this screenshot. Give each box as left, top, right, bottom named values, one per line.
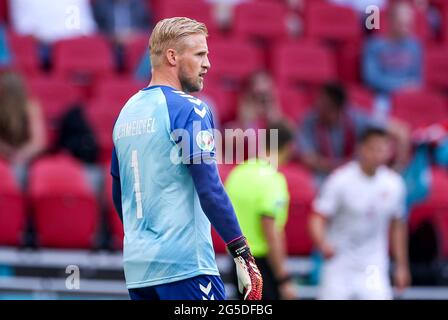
left=359, top=161, right=377, bottom=177
left=149, top=71, right=182, bottom=91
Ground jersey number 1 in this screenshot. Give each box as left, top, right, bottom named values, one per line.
left=131, top=150, right=143, bottom=219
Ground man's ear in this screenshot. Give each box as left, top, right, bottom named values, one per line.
left=166, top=49, right=177, bottom=66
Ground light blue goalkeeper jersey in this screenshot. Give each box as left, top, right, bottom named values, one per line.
left=111, top=85, right=220, bottom=289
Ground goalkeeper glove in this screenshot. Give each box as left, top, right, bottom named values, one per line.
left=227, top=236, right=263, bottom=300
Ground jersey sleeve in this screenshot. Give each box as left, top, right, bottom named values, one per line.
left=312, top=172, right=342, bottom=217
left=258, top=173, right=288, bottom=221
left=164, top=88, right=216, bottom=164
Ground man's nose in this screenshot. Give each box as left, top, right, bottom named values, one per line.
left=203, top=56, right=211, bottom=70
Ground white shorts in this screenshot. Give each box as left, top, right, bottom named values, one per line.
left=318, top=264, right=393, bottom=300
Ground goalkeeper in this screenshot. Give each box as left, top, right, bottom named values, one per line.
left=110, top=17, right=262, bottom=300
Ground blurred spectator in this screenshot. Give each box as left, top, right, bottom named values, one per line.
left=296, top=83, right=410, bottom=185
left=226, top=120, right=297, bottom=300
left=92, top=0, right=151, bottom=40
left=92, top=0, right=151, bottom=71
left=309, top=127, right=411, bottom=300
left=134, top=49, right=151, bottom=82
left=206, top=0, right=247, bottom=30
left=9, top=0, right=97, bottom=43
left=363, top=1, right=422, bottom=118
left=329, top=0, right=387, bottom=13
left=0, top=25, right=11, bottom=68
left=235, top=71, right=282, bottom=130
left=52, top=104, right=101, bottom=195
left=0, top=72, right=46, bottom=184
left=53, top=105, right=99, bottom=165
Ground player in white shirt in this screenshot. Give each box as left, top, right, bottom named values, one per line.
left=309, top=127, right=411, bottom=300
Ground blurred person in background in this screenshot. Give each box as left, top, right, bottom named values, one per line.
left=235, top=70, right=282, bottom=130
left=134, top=50, right=152, bottom=82
left=9, top=0, right=97, bottom=43
left=226, top=120, right=297, bottom=300
left=92, top=0, right=152, bottom=72
left=362, top=0, right=423, bottom=119
left=9, top=0, right=97, bottom=69
left=206, top=0, right=248, bottom=31
left=296, top=82, right=410, bottom=186
left=329, top=0, right=387, bottom=13
left=0, top=24, right=11, bottom=68
left=309, top=127, right=411, bottom=300
left=0, top=72, right=46, bottom=185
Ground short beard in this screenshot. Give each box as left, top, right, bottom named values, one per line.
left=179, top=69, right=202, bottom=93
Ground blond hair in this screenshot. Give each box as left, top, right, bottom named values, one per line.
left=149, top=17, right=208, bottom=67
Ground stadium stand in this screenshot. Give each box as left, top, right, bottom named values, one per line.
left=26, top=75, right=82, bottom=146
left=52, top=35, right=115, bottom=82
left=6, top=32, right=39, bottom=75
left=0, top=0, right=448, bottom=300
left=304, top=2, right=361, bottom=44
left=104, top=167, right=124, bottom=250
left=232, top=1, right=288, bottom=41
left=409, top=167, right=448, bottom=233
left=425, top=45, right=448, bottom=91
left=391, top=89, right=448, bottom=130
left=154, top=0, right=218, bottom=36
left=273, top=40, right=337, bottom=87
left=28, top=154, right=99, bottom=248
left=0, top=160, right=25, bottom=246
left=207, top=38, right=264, bottom=85
left=280, top=164, right=316, bottom=256
left=277, top=85, right=311, bottom=123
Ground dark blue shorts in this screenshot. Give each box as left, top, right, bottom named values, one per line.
left=128, top=274, right=226, bottom=300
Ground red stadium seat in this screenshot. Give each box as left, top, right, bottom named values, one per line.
left=218, top=164, right=235, bottom=183
left=443, top=2, right=448, bottom=44
left=0, top=0, right=8, bottom=23
left=53, top=36, right=115, bottom=80
left=278, top=86, right=311, bottom=123
left=93, top=76, right=144, bottom=106
left=211, top=228, right=227, bottom=254
left=26, top=75, right=82, bottom=146
left=425, top=46, right=448, bottom=91
left=409, top=167, right=448, bottom=233
left=29, top=154, right=99, bottom=248
left=337, top=43, right=362, bottom=84
left=122, top=33, right=149, bottom=74
left=194, top=81, right=236, bottom=124
left=391, top=89, right=448, bottom=130
left=155, top=0, right=218, bottom=35
left=279, top=164, right=316, bottom=256
left=0, top=160, right=25, bottom=246
left=7, top=32, right=40, bottom=75
left=305, top=2, right=361, bottom=43
left=86, top=98, right=123, bottom=163
left=435, top=211, right=448, bottom=258
left=27, top=75, right=82, bottom=119
left=273, top=41, right=337, bottom=86
left=233, top=1, right=288, bottom=41
left=104, top=167, right=124, bottom=250
left=347, top=84, right=375, bottom=112
left=207, top=38, right=264, bottom=85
